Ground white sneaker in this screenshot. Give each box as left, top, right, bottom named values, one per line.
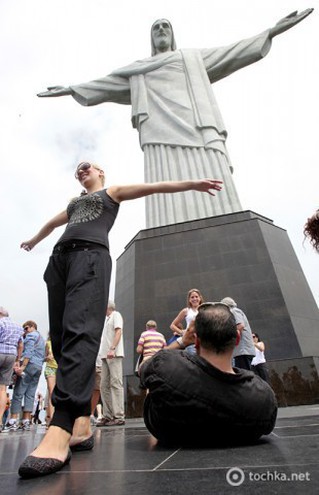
left=3, top=422, right=19, bottom=432
left=22, top=420, right=31, bottom=431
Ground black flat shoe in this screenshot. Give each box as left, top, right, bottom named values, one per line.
left=70, top=434, right=94, bottom=452
left=18, top=449, right=72, bottom=479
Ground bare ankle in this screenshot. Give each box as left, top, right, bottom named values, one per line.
left=71, top=417, right=91, bottom=441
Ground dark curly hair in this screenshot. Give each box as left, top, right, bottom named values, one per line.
left=304, top=211, right=319, bottom=252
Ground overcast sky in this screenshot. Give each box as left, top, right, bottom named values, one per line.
left=1, top=0, right=318, bottom=336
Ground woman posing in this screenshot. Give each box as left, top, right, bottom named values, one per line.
left=19, top=161, right=222, bottom=478
left=170, top=288, right=204, bottom=353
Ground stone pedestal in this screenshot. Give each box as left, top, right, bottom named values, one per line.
left=268, top=357, right=319, bottom=407
left=115, top=210, right=319, bottom=414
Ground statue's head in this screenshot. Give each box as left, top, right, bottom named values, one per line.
left=151, top=18, right=176, bottom=56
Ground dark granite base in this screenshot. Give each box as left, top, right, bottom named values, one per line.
left=115, top=211, right=319, bottom=412
left=126, top=375, right=147, bottom=418
left=269, top=356, right=319, bottom=407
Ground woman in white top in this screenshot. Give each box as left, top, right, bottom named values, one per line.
left=170, top=289, right=204, bottom=353
left=251, top=333, right=270, bottom=383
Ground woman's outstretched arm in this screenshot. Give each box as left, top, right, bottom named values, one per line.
left=108, top=178, right=223, bottom=203
left=20, top=210, right=68, bottom=251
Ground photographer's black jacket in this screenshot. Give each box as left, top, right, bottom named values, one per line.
left=141, top=349, right=277, bottom=446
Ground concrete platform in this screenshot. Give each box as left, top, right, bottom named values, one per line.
left=1, top=405, right=319, bottom=494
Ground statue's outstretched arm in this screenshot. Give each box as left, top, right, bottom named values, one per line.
left=269, top=8, right=313, bottom=39
left=37, top=86, right=72, bottom=97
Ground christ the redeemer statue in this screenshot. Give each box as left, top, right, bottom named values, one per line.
left=38, top=9, right=313, bottom=228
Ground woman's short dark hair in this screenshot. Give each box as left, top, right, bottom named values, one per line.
left=22, top=320, right=37, bottom=330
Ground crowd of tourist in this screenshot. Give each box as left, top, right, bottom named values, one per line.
left=0, top=302, right=128, bottom=434
left=0, top=311, right=46, bottom=432
left=0, top=280, right=282, bottom=482
left=1, top=290, right=272, bottom=436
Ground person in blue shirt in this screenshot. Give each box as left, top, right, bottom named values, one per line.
left=5, top=321, right=45, bottom=432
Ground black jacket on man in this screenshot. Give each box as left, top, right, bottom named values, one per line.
left=141, top=349, right=277, bottom=446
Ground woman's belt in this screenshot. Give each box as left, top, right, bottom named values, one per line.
left=53, top=241, right=108, bottom=254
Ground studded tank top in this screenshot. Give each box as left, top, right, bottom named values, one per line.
left=56, top=189, right=119, bottom=250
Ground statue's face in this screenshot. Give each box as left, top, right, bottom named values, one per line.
left=151, top=19, right=173, bottom=53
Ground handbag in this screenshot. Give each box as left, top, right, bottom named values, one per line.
left=134, top=354, right=143, bottom=376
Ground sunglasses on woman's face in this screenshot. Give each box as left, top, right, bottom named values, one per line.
left=75, top=162, right=92, bottom=179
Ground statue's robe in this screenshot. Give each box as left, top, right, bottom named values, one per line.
left=70, top=30, right=271, bottom=227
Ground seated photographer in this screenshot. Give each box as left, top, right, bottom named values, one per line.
left=140, top=302, right=277, bottom=446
